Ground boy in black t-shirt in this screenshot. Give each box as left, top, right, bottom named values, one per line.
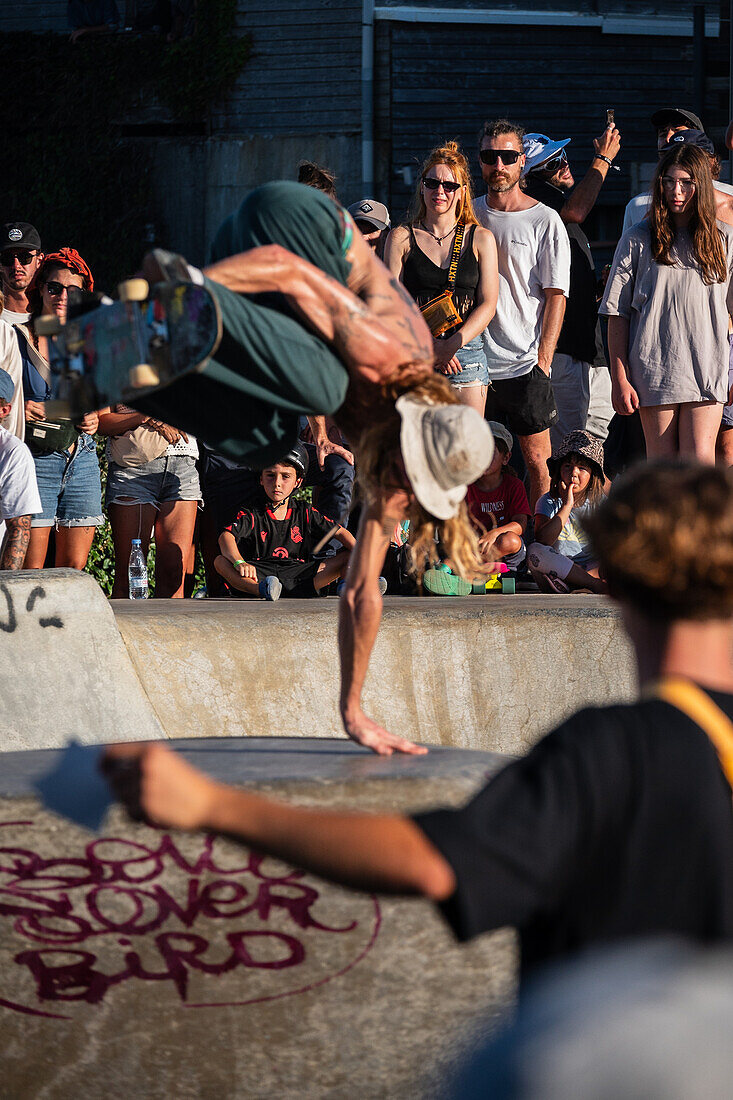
left=215, top=444, right=356, bottom=601
left=108, top=461, right=733, bottom=982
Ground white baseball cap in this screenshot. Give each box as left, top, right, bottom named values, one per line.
left=397, top=396, right=495, bottom=520
left=486, top=421, right=513, bottom=453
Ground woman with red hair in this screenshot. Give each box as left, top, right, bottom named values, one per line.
left=16, top=248, right=104, bottom=570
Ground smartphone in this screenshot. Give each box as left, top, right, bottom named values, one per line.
left=606, top=109, right=615, bottom=128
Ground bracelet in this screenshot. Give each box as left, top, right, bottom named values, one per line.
left=594, top=154, right=613, bottom=167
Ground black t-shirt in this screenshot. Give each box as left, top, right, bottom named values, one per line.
left=414, top=694, right=733, bottom=979
left=524, top=176, right=599, bottom=363
left=225, top=495, right=336, bottom=563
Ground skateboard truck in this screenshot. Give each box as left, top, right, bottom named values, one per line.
left=36, top=271, right=222, bottom=419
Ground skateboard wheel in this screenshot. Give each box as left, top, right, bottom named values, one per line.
left=501, top=578, right=516, bottom=594
left=35, top=316, right=62, bottom=336
left=129, top=364, right=160, bottom=388
left=118, top=278, right=149, bottom=303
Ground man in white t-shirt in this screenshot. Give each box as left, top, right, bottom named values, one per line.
left=0, top=367, right=41, bottom=568
left=622, top=109, right=733, bottom=231
left=475, top=119, right=570, bottom=507
left=0, top=222, right=45, bottom=443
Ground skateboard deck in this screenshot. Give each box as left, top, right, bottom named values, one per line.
left=41, top=280, right=222, bottom=420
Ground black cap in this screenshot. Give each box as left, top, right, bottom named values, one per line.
left=1, top=222, right=41, bottom=252
left=650, top=107, right=704, bottom=132
left=660, top=129, right=715, bottom=156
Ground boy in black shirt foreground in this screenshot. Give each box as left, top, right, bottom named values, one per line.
left=215, top=443, right=356, bottom=601
left=106, top=461, right=733, bottom=979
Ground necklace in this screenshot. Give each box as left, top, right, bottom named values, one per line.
left=419, top=220, right=458, bottom=244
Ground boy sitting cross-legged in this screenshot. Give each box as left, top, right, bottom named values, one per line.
left=215, top=443, right=356, bottom=602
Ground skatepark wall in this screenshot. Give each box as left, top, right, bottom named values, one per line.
left=0, top=570, right=163, bottom=751
left=3, top=569, right=636, bottom=753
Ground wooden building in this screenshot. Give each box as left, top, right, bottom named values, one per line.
left=2, top=0, right=729, bottom=261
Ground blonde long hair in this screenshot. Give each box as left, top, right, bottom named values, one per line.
left=349, top=372, right=484, bottom=582
left=410, top=141, right=478, bottom=229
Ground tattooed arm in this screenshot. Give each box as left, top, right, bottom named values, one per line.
left=1, top=514, right=32, bottom=569
left=338, top=489, right=427, bottom=756
left=203, top=236, right=434, bottom=386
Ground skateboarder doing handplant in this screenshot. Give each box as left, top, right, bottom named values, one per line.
left=133, top=181, right=495, bottom=755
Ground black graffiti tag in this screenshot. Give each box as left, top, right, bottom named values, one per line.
left=0, top=584, right=64, bottom=633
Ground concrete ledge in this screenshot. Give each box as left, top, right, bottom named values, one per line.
left=0, top=738, right=514, bottom=1098
left=114, top=594, right=636, bottom=755
left=1, top=570, right=163, bottom=751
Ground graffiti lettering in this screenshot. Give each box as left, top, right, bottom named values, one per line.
left=0, top=824, right=380, bottom=1014
left=0, top=584, right=64, bottom=634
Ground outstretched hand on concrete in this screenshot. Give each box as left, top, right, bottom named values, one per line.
left=341, top=709, right=428, bottom=756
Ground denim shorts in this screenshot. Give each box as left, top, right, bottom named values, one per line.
left=106, top=454, right=202, bottom=509
left=449, top=334, right=490, bottom=387
left=32, top=434, right=103, bottom=528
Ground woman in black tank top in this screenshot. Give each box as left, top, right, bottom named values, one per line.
left=385, top=140, right=499, bottom=416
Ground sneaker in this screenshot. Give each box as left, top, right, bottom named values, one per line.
left=258, top=575, right=282, bottom=601
left=423, top=567, right=472, bottom=596
left=543, top=573, right=571, bottom=594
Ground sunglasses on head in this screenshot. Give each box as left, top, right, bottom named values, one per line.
left=1, top=249, right=37, bottom=266
left=423, top=177, right=462, bottom=193
left=479, top=149, right=522, bottom=166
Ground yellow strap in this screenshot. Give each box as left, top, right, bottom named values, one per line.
left=652, top=677, right=733, bottom=790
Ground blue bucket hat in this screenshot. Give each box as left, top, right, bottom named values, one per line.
left=522, top=133, right=571, bottom=177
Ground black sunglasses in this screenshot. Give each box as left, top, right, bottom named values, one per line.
left=423, top=177, right=462, bottom=193
left=479, top=149, right=522, bottom=166
left=1, top=249, right=37, bottom=266
left=45, top=280, right=72, bottom=297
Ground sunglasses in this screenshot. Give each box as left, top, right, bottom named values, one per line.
left=1, top=249, right=37, bottom=266
left=541, top=152, right=568, bottom=174
left=423, top=177, right=462, bottom=193
left=45, top=280, right=77, bottom=297
left=479, top=149, right=522, bottom=166
left=661, top=176, right=695, bottom=192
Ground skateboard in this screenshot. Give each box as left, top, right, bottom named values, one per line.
left=423, top=562, right=516, bottom=596
left=37, top=275, right=222, bottom=421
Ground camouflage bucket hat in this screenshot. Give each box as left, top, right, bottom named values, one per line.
left=547, top=430, right=605, bottom=480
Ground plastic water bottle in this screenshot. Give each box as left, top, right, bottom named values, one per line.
left=128, top=539, right=149, bottom=600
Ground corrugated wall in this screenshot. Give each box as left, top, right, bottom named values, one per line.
left=377, top=15, right=725, bottom=251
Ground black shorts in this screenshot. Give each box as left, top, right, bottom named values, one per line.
left=486, top=364, right=557, bottom=437
left=228, top=558, right=322, bottom=599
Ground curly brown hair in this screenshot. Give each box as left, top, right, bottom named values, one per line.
left=410, top=141, right=478, bottom=230
left=649, top=145, right=727, bottom=286
left=348, top=372, right=483, bottom=581
left=584, top=461, right=733, bottom=621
